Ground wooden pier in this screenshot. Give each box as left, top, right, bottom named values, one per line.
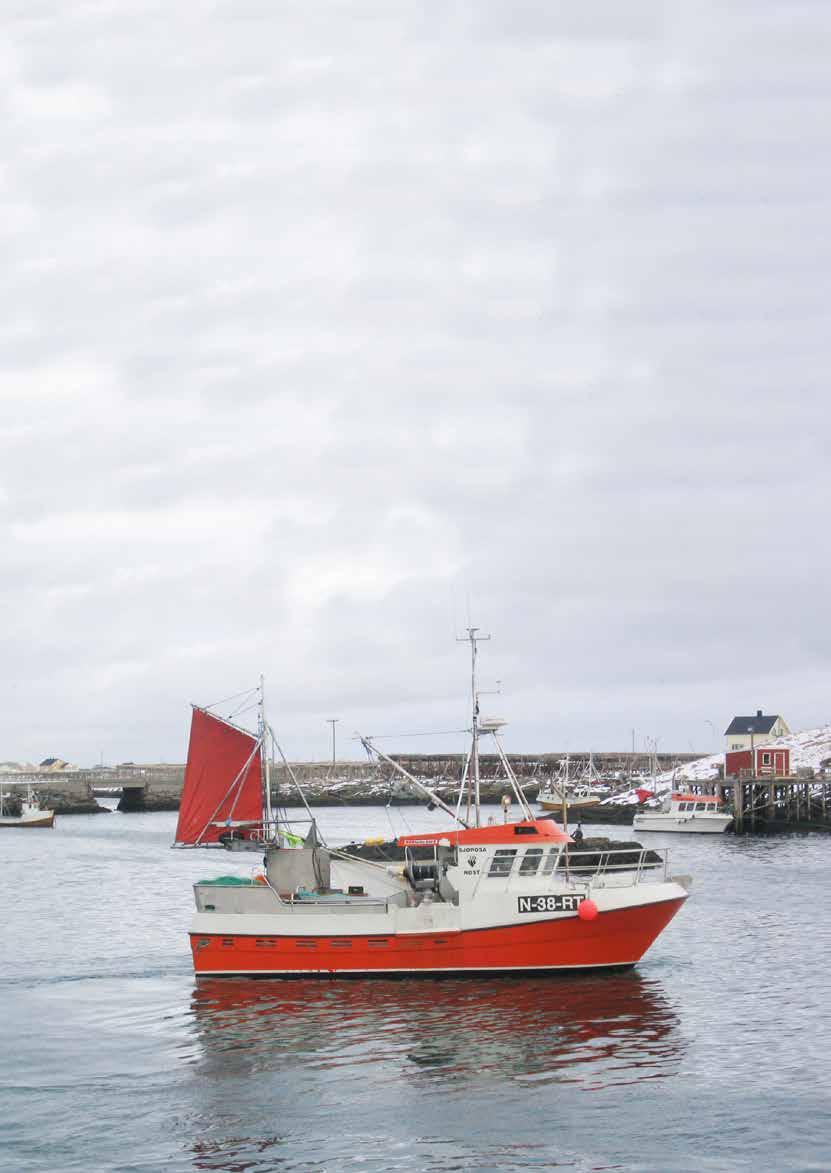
left=721, top=772, right=831, bottom=833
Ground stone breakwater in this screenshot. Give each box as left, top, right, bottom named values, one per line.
left=3, top=751, right=700, bottom=816
left=0, top=770, right=183, bottom=814
left=0, top=773, right=103, bottom=815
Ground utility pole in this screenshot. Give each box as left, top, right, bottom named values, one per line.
left=326, top=719, right=339, bottom=773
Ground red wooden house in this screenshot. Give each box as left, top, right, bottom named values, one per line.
left=725, top=746, right=791, bottom=778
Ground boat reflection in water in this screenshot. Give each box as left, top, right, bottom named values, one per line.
left=187, top=975, right=683, bottom=1169
left=189, top=971, right=682, bottom=1090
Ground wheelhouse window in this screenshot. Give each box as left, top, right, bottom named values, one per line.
left=488, top=849, right=517, bottom=877
left=518, top=847, right=544, bottom=876
left=541, top=848, right=559, bottom=875
left=695, top=802, right=706, bottom=811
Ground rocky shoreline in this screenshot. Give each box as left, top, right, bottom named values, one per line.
left=274, top=778, right=637, bottom=823
left=36, top=792, right=105, bottom=816
left=15, top=781, right=640, bottom=821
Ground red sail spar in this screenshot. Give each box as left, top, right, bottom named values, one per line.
left=174, top=707, right=264, bottom=845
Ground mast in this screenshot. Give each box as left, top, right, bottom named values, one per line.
left=258, top=674, right=272, bottom=828
left=457, top=626, right=490, bottom=828
left=561, top=754, right=568, bottom=834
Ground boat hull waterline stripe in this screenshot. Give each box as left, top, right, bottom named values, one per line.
left=195, top=962, right=639, bottom=977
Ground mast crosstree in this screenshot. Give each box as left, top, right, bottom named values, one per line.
left=361, top=628, right=533, bottom=827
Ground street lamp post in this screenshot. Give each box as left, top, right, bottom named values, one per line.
left=705, top=719, right=716, bottom=752
left=326, top=719, right=339, bottom=772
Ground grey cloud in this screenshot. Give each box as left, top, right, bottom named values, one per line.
left=1, top=1, right=828, bottom=764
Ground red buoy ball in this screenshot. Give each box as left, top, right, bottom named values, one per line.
left=578, top=898, right=599, bottom=921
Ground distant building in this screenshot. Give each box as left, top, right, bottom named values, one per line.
left=724, top=711, right=790, bottom=751
left=38, top=757, right=78, bottom=772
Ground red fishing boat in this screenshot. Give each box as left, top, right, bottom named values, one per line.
left=175, top=633, right=690, bottom=977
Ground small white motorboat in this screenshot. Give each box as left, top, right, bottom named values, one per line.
left=633, top=792, right=732, bottom=835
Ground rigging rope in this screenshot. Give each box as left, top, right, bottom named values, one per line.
left=202, top=685, right=259, bottom=711
left=227, top=700, right=259, bottom=722
left=352, top=728, right=469, bottom=741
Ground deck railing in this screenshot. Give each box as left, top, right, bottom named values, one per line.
left=559, top=846, right=668, bottom=886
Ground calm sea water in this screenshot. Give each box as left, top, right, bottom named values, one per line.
left=1, top=804, right=830, bottom=1172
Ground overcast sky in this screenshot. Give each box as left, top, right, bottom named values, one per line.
left=2, top=1, right=829, bottom=766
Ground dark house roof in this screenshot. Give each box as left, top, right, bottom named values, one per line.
left=724, top=711, right=779, bottom=736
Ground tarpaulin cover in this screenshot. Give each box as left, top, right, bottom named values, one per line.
left=174, top=707, right=263, bottom=845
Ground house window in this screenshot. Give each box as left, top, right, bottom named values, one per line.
left=762, top=752, right=771, bottom=765
left=518, top=848, right=544, bottom=876
left=488, top=849, right=517, bottom=877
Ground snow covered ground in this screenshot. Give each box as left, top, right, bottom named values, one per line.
left=604, top=724, right=831, bottom=805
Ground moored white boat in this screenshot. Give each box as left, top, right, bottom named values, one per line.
left=633, top=792, right=732, bottom=835
left=0, top=786, right=55, bottom=828
left=176, top=633, right=690, bottom=978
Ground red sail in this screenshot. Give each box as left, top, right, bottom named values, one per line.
left=174, top=707, right=264, bottom=845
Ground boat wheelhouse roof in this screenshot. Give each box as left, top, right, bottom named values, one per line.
left=397, top=818, right=571, bottom=848
left=671, top=793, right=723, bottom=804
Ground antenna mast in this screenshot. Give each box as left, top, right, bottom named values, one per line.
left=457, top=626, right=490, bottom=827
left=258, top=674, right=272, bottom=828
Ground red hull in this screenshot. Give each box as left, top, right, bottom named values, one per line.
left=191, top=897, right=685, bottom=977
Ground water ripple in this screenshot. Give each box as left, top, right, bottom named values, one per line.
left=2, top=811, right=831, bottom=1172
